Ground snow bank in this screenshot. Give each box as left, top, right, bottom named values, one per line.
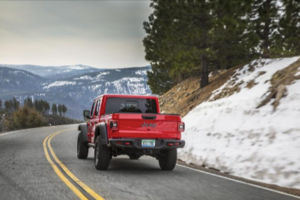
left=179, top=57, right=300, bottom=189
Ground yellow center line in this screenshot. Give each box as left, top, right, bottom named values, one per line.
left=43, top=130, right=105, bottom=200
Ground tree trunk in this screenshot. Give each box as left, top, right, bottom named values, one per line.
left=200, top=55, right=209, bottom=88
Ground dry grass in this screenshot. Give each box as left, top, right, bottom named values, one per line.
left=159, top=65, right=241, bottom=117
left=246, top=80, right=257, bottom=89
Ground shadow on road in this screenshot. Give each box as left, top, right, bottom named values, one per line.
left=86, top=156, right=182, bottom=174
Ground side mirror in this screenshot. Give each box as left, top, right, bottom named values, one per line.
left=83, top=110, right=91, bottom=121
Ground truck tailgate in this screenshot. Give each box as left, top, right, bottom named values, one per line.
left=111, top=113, right=181, bottom=139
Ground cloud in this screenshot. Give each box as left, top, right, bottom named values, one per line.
left=0, top=1, right=152, bottom=68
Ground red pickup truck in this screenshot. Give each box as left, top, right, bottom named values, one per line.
left=77, top=94, right=185, bottom=170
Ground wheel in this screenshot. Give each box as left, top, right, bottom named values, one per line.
left=129, top=154, right=141, bottom=160
left=77, top=132, right=88, bottom=159
left=94, top=136, right=111, bottom=170
left=159, top=149, right=177, bottom=171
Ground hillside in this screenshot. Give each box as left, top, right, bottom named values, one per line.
left=159, top=56, right=300, bottom=190
left=0, top=65, right=152, bottom=120
left=0, top=67, right=47, bottom=94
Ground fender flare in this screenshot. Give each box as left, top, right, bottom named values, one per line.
left=95, top=122, right=108, bottom=145
left=78, top=123, right=88, bottom=143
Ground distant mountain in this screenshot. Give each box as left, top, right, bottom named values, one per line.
left=0, top=65, right=152, bottom=120
left=0, top=64, right=104, bottom=80
left=0, top=67, right=46, bottom=94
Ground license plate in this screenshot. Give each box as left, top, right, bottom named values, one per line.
left=141, top=139, right=155, bottom=147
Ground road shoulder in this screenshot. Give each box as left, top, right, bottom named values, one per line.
left=177, top=160, right=300, bottom=198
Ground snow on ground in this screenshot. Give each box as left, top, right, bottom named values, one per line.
left=96, top=71, right=110, bottom=78
left=135, top=69, right=148, bottom=75
left=73, top=75, right=93, bottom=80
left=43, top=81, right=76, bottom=89
left=88, top=84, right=102, bottom=91
left=179, top=56, right=300, bottom=189
left=104, top=77, right=149, bottom=95
left=64, top=65, right=87, bottom=70
left=8, top=70, right=35, bottom=78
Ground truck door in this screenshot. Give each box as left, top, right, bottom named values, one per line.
left=87, top=101, right=97, bottom=141
left=90, top=99, right=101, bottom=143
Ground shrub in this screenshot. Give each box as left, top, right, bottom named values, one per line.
left=5, top=106, right=46, bottom=130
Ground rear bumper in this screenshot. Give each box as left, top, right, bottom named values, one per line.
left=110, top=138, right=185, bottom=150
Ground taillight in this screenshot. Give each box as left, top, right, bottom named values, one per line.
left=178, top=122, right=185, bottom=132
left=110, top=120, right=118, bottom=130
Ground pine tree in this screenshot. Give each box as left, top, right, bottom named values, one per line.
left=247, top=0, right=280, bottom=57
left=34, top=100, right=39, bottom=112
left=274, top=0, right=300, bottom=56
left=12, top=97, right=19, bottom=111
left=4, top=100, right=11, bottom=112
left=143, top=1, right=177, bottom=94
left=146, top=65, right=174, bottom=95
left=45, top=102, right=50, bottom=115
left=210, top=0, right=257, bottom=69
left=24, top=98, right=34, bottom=108
left=58, top=105, right=62, bottom=116
left=0, top=99, right=2, bottom=110
left=62, top=105, right=67, bottom=116
left=143, top=0, right=214, bottom=92
left=52, top=103, right=57, bottom=115
left=4, top=99, right=19, bottom=112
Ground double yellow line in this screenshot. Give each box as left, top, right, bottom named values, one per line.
left=43, top=130, right=105, bottom=200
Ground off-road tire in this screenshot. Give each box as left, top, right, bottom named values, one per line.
left=159, top=149, right=177, bottom=170
left=94, top=137, right=111, bottom=170
left=77, top=132, right=89, bottom=159
left=129, top=154, right=141, bottom=160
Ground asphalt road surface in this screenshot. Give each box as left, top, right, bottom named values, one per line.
left=0, top=124, right=299, bottom=200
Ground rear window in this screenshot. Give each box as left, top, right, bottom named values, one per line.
left=105, top=98, right=158, bottom=114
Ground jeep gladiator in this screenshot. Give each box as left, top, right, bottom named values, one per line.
left=77, top=94, right=185, bottom=170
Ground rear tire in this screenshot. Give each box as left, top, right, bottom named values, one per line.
left=94, top=137, right=111, bottom=170
left=77, top=132, right=88, bottom=159
left=129, top=154, right=141, bottom=160
left=159, top=149, right=177, bottom=171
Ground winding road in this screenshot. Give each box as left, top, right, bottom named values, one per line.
left=0, top=124, right=299, bottom=200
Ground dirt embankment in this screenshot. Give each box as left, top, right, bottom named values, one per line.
left=158, top=65, right=242, bottom=117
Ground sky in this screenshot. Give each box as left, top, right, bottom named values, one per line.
left=0, top=0, right=153, bottom=69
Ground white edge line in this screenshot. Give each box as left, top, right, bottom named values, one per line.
left=0, top=129, right=34, bottom=136
left=177, top=164, right=300, bottom=199
left=0, top=130, right=23, bottom=136
left=0, top=124, right=73, bottom=137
